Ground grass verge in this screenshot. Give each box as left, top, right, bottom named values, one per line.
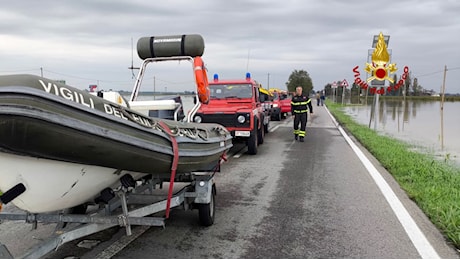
left=326, top=101, right=460, bottom=248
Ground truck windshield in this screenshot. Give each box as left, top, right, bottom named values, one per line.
left=209, top=84, right=253, bottom=99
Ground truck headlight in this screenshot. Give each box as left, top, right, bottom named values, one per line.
left=237, top=115, right=246, bottom=123
left=273, top=103, right=279, bottom=108
left=194, top=115, right=202, bottom=123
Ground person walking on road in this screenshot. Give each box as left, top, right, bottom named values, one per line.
left=316, top=91, right=321, bottom=106
left=291, top=86, right=313, bottom=142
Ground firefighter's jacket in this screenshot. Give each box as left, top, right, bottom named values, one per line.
left=291, top=95, right=313, bottom=114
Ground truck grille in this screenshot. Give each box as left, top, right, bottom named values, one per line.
left=199, top=114, right=250, bottom=127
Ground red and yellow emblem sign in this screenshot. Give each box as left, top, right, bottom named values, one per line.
left=365, top=32, right=397, bottom=83
left=353, top=32, right=409, bottom=95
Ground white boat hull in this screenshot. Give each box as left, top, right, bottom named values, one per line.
left=0, top=151, right=146, bottom=213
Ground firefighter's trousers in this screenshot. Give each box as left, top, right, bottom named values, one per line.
left=293, top=113, right=307, bottom=137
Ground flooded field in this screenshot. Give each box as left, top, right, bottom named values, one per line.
left=342, top=99, right=460, bottom=165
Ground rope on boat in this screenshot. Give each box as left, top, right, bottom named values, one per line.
left=116, top=104, right=226, bottom=141
left=152, top=121, right=211, bottom=141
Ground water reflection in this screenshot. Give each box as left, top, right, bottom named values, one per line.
left=343, top=99, right=459, bottom=165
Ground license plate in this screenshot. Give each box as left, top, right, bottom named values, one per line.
left=235, top=131, right=250, bottom=137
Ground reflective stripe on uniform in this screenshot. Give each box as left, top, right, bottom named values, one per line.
left=291, top=101, right=310, bottom=106
left=294, top=129, right=306, bottom=136
left=293, top=109, right=309, bottom=113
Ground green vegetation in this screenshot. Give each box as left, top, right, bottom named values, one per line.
left=327, top=101, right=460, bottom=248
left=286, top=70, right=313, bottom=94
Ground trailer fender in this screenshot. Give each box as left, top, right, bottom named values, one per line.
left=194, top=176, right=214, bottom=204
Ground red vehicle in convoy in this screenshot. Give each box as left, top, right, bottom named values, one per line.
left=269, top=88, right=292, bottom=120
left=192, top=73, right=268, bottom=155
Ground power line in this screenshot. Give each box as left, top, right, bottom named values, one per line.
left=0, top=68, right=41, bottom=74
left=43, top=68, right=193, bottom=85
left=414, top=66, right=460, bottom=78
left=42, top=69, right=134, bottom=84
left=415, top=70, right=444, bottom=78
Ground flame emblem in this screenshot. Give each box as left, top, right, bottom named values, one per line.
left=364, top=32, right=397, bottom=83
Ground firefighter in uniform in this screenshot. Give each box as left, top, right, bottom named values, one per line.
left=291, top=86, right=313, bottom=142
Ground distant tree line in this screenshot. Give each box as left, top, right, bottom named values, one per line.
left=285, top=70, right=313, bottom=94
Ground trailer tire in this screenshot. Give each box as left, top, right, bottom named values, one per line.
left=198, top=185, right=216, bottom=226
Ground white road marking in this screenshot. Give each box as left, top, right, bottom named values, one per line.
left=324, top=106, right=440, bottom=259
left=269, top=125, right=280, bottom=132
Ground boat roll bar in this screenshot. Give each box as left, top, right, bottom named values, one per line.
left=129, top=56, right=202, bottom=123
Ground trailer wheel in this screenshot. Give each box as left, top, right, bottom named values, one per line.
left=198, top=186, right=216, bottom=226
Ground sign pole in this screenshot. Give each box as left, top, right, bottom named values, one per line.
left=341, top=79, right=348, bottom=105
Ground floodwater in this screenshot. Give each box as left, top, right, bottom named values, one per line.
left=342, top=99, right=460, bottom=165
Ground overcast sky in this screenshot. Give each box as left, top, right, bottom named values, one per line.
left=1, top=0, right=459, bottom=93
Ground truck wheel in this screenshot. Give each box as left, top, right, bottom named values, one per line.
left=258, top=123, right=264, bottom=145
left=247, top=127, right=258, bottom=155
left=276, top=111, right=282, bottom=121
left=198, top=185, right=216, bottom=226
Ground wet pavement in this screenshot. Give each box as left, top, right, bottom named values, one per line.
left=112, top=105, right=458, bottom=258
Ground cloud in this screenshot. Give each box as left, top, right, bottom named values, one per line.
left=0, top=0, right=459, bottom=93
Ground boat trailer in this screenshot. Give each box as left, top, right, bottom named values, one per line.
left=0, top=171, right=217, bottom=258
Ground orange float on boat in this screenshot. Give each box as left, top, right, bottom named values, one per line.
left=194, top=57, right=210, bottom=104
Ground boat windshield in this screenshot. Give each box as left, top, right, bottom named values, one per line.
left=209, top=84, right=253, bottom=99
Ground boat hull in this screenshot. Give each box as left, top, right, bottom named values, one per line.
left=0, top=151, right=147, bottom=213
left=0, top=74, right=233, bottom=213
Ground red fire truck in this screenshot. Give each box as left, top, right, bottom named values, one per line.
left=193, top=73, right=268, bottom=155
left=269, top=88, right=292, bottom=120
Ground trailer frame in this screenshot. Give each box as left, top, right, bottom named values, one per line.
left=0, top=171, right=216, bottom=259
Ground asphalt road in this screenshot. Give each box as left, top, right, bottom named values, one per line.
left=1, top=104, right=458, bottom=258
left=110, top=105, right=459, bottom=259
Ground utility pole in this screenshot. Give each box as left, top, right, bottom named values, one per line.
left=40, top=67, right=43, bottom=77
left=267, top=73, right=270, bottom=89
left=440, top=65, right=447, bottom=150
